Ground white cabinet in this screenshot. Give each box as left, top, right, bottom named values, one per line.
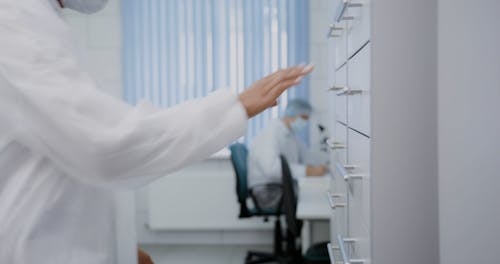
left=327, top=0, right=371, bottom=263
left=325, top=1, right=445, bottom=264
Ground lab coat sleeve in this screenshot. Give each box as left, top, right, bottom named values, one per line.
left=288, top=138, right=308, bottom=179
left=289, top=162, right=307, bottom=180
left=298, top=139, right=314, bottom=165
left=252, top=133, right=307, bottom=183
left=0, top=12, right=248, bottom=188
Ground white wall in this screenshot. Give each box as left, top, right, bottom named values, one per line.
left=438, top=1, right=500, bottom=263
left=371, top=0, right=439, bottom=264
left=62, top=2, right=137, bottom=264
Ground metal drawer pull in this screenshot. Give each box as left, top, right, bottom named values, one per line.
left=343, top=164, right=357, bottom=170
left=327, top=24, right=344, bottom=38
left=336, top=0, right=364, bottom=22
left=334, top=203, right=347, bottom=208
left=337, top=234, right=366, bottom=264
left=343, top=238, right=357, bottom=244
left=336, top=87, right=363, bottom=96
left=329, top=191, right=345, bottom=198
left=327, top=192, right=347, bottom=209
left=328, top=193, right=347, bottom=210
left=327, top=139, right=345, bottom=150
left=327, top=243, right=343, bottom=264
left=336, top=163, right=364, bottom=181
left=330, top=24, right=345, bottom=30
left=327, top=85, right=346, bottom=92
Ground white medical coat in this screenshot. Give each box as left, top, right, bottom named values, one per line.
left=247, top=120, right=308, bottom=188
left=0, top=0, right=247, bottom=263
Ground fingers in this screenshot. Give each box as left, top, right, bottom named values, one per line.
left=262, top=64, right=313, bottom=93
left=261, top=68, right=286, bottom=84
left=283, top=64, right=314, bottom=82
left=275, top=64, right=313, bottom=92
left=268, top=77, right=302, bottom=99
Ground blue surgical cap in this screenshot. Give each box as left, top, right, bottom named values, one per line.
left=284, top=98, right=312, bottom=117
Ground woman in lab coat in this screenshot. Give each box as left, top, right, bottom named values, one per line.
left=0, top=0, right=313, bottom=263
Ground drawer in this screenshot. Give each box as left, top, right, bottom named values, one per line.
left=334, top=21, right=348, bottom=69
left=331, top=193, right=348, bottom=239
left=345, top=222, right=370, bottom=263
left=346, top=0, right=371, bottom=57
left=347, top=128, right=370, bottom=229
left=347, top=43, right=371, bottom=136
left=330, top=0, right=348, bottom=68
left=331, top=121, right=348, bottom=165
left=334, top=64, right=348, bottom=124
left=329, top=182, right=348, bottom=242
left=327, top=177, right=348, bottom=244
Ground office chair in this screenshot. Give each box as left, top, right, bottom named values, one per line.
left=280, top=155, right=331, bottom=264
left=229, top=143, right=284, bottom=264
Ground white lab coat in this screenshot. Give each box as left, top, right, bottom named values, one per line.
left=247, top=120, right=308, bottom=188
left=0, top=0, right=247, bottom=263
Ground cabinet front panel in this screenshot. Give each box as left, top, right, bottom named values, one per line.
left=335, top=64, right=348, bottom=124
left=334, top=121, right=348, bottom=165
left=334, top=20, right=348, bottom=69
left=347, top=128, right=371, bottom=230
left=348, top=222, right=371, bottom=262
left=347, top=0, right=371, bottom=57
left=348, top=43, right=371, bottom=136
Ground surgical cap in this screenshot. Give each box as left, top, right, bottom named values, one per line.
left=64, top=0, right=109, bottom=14
left=284, top=99, right=312, bottom=117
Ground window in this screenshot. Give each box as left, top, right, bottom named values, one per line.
left=122, top=0, right=309, bottom=143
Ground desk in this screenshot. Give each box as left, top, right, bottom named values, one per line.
left=297, top=175, right=331, bottom=253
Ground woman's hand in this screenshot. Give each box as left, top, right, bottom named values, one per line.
left=138, top=248, right=154, bottom=264
left=238, top=64, right=314, bottom=118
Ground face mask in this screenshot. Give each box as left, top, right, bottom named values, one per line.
left=290, top=117, right=308, bottom=133
left=63, top=0, right=109, bottom=14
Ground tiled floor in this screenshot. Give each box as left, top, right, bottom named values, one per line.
left=141, top=244, right=276, bottom=264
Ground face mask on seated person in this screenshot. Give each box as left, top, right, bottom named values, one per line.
left=290, top=117, right=308, bottom=133
left=63, top=0, right=109, bottom=14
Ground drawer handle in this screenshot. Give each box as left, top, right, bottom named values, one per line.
left=327, top=24, right=344, bottom=38
left=327, top=85, right=346, bottom=92
left=337, top=234, right=366, bottom=264
left=336, top=87, right=363, bottom=96
left=327, top=243, right=343, bottom=264
left=327, top=192, right=347, bottom=209
left=336, top=0, right=364, bottom=22
left=336, top=163, right=364, bottom=181
left=327, top=139, right=345, bottom=150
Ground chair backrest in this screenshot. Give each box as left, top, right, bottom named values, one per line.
left=229, top=143, right=250, bottom=217
left=280, top=155, right=301, bottom=238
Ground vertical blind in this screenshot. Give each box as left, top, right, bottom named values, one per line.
left=121, top=0, right=309, bottom=143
